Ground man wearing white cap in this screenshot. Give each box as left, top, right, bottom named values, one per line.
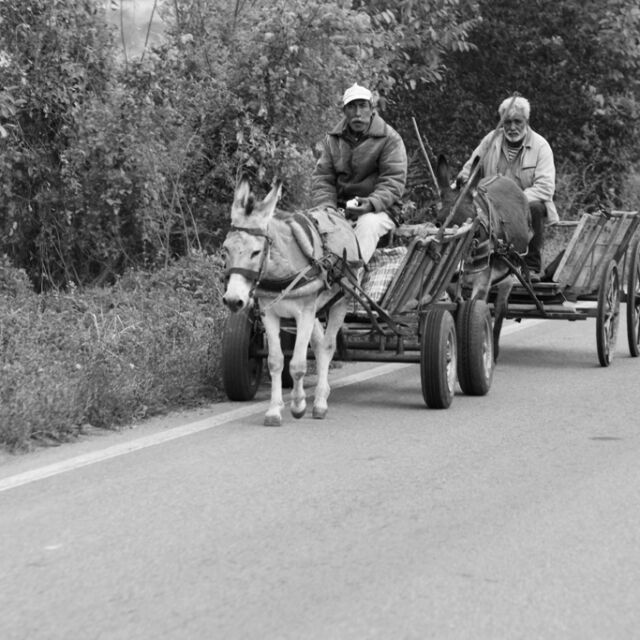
left=311, top=83, right=407, bottom=263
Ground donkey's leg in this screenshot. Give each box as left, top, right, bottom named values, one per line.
left=491, top=277, right=515, bottom=362
left=310, top=297, right=348, bottom=419
left=261, top=309, right=285, bottom=427
left=289, top=303, right=316, bottom=419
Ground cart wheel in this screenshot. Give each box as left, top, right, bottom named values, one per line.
left=626, top=238, right=640, bottom=357
left=279, top=329, right=295, bottom=389
left=456, top=299, right=494, bottom=396
left=420, top=308, right=457, bottom=409
left=222, top=308, right=264, bottom=400
left=596, top=259, right=621, bottom=367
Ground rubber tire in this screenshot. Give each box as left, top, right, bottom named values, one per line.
left=456, top=299, right=494, bottom=396
left=626, top=238, right=640, bottom=357
left=222, top=308, right=264, bottom=400
left=420, top=308, right=457, bottom=409
left=596, top=259, right=621, bottom=367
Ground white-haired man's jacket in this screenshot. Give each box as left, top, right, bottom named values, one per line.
left=458, top=127, right=559, bottom=224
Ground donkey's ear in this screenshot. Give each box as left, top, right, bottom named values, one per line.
left=233, top=179, right=251, bottom=210
left=260, top=180, right=282, bottom=214
left=436, top=155, right=450, bottom=190
left=231, top=179, right=256, bottom=224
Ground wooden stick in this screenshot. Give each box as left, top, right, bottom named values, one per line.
left=411, top=116, right=439, bottom=194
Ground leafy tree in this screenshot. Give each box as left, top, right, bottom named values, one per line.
left=0, top=0, right=116, bottom=287
left=405, top=0, right=640, bottom=214
left=154, top=0, right=479, bottom=212
left=5, top=0, right=638, bottom=289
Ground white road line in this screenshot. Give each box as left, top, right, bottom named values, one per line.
left=502, top=318, right=546, bottom=335
left=0, top=362, right=410, bottom=492
left=0, top=321, right=546, bottom=492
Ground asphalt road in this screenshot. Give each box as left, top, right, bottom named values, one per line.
left=1, top=317, right=639, bottom=640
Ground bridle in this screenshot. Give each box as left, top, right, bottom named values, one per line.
left=224, top=225, right=272, bottom=296
left=224, top=220, right=327, bottom=308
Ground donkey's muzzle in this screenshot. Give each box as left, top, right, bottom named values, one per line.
left=222, top=295, right=245, bottom=313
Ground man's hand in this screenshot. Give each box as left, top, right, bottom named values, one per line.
left=345, top=197, right=373, bottom=220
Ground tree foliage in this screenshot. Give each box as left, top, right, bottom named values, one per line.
left=0, top=0, right=116, bottom=287
left=0, top=0, right=639, bottom=288
left=409, top=0, right=640, bottom=212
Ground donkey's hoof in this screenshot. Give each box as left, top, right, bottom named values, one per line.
left=291, top=405, right=307, bottom=419
left=312, top=406, right=328, bottom=420
left=264, top=414, right=282, bottom=427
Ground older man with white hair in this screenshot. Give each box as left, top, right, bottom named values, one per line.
left=458, top=95, right=559, bottom=278
left=311, top=82, right=407, bottom=263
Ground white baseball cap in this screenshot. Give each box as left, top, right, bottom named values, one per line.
left=342, top=83, right=373, bottom=106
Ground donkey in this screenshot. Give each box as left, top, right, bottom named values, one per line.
left=222, top=179, right=361, bottom=426
left=435, top=155, right=532, bottom=359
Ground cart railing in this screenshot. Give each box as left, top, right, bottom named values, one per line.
left=553, top=210, right=640, bottom=294
left=379, top=221, right=477, bottom=316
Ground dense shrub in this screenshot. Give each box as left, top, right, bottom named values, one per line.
left=0, top=252, right=227, bottom=451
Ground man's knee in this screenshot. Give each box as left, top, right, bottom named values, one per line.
left=354, top=212, right=395, bottom=235
left=353, top=212, right=396, bottom=263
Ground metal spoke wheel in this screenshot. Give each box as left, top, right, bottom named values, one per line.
left=420, top=308, right=457, bottom=409
left=625, top=238, right=640, bottom=357
left=596, top=259, right=621, bottom=367
left=222, top=308, right=264, bottom=400
left=456, top=299, right=494, bottom=396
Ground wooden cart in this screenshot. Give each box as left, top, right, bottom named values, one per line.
left=222, top=220, right=495, bottom=409
left=499, top=209, right=640, bottom=366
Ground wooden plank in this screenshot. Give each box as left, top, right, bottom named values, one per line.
left=553, top=212, right=640, bottom=294
left=420, top=229, right=476, bottom=305
left=382, top=223, right=475, bottom=315
left=387, top=250, right=432, bottom=314
left=379, top=236, right=420, bottom=303
left=381, top=238, right=432, bottom=313
left=572, top=220, right=618, bottom=292
left=554, top=214, right=604, bottom=287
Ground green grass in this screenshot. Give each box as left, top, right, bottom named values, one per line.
left=0, top=253, right=228, bottom=452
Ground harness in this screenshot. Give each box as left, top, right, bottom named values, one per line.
left=224, top=217, right=326, bottom=308
left=224, top=213, right=408, bottom=335
left=225, top=225, right=272, bottom=299
left=464, top=178, right=530, bottom=279
left=259, top=213, right=323, bottom=292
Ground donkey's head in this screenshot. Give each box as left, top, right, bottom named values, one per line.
left=435, top=155, right=481, bottom=227
left=222, top=179, right=282, bottom=312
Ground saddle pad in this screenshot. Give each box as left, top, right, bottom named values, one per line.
left=350, top=245, right=408, bottom=315
left=305, top=207, right=362, bottom=265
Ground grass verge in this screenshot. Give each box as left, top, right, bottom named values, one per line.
left=1, top=253, right=228, bottom=452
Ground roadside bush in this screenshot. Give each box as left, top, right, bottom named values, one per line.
left=0, top=252, right=227, bottom=452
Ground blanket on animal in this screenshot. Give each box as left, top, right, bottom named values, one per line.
left=261, top=207, right=362, bottom=292
left=303, top=207, right=363, bottom=267
left=474, top=175, right=532, bottom=254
